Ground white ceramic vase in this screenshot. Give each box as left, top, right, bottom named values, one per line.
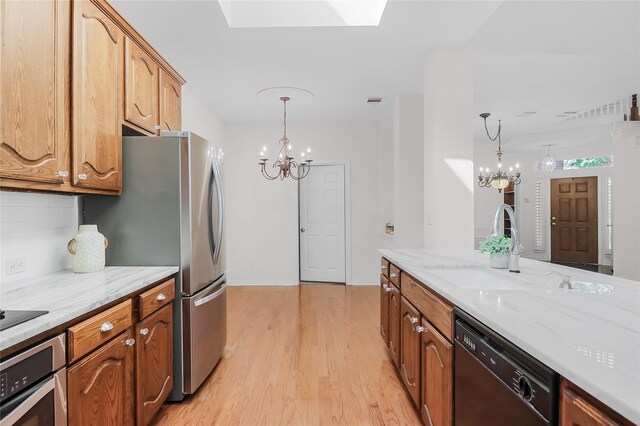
left=67, top=225, right=108, bottom=273
left=489, top=252, right=509, bottom=269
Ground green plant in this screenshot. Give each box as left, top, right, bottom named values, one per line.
left=479, top=235, right=511, bottom=254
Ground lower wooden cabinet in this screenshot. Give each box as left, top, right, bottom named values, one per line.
left=380, top=275, right=390, bottom=346
left=400, top=296, right=421, bottom=407
left=421, top=320, right=453, bottom=426
left=389, top=283, right=401, bottom=370
left=67, top=329, right=135, bottom=426
left=136, top=304, right=174, bottom=426
left=560, top=382, right=624, bottom=426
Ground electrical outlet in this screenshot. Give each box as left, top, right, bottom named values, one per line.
left=6, top=258, right=26, bottom=275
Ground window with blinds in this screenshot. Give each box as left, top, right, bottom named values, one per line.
left=605, top=176, right=613, bottom=254
left=534, top=180, right=545, bottom=252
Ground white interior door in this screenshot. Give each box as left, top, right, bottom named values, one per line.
left=299, top=164, right=346, bottom=283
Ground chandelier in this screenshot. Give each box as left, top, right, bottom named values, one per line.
left=541, top=145, right=556, bottom=172
left=259, top=96, right=313, bottom=180
left=477, top=113, right=521, bottom=193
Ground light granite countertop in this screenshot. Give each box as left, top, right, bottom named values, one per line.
left=379, top=249, right=640, bottom=424
left=0, top=266, right=179, bottom=353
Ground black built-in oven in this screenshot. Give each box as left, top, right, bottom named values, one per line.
left=0, top=334, right=67, bottom=425
left=454, top=309, right=558, bottom=426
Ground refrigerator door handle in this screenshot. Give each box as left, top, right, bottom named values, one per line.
left=194, top=282, right=227, bottom=307
left=212, top=158, right=224, bottom=265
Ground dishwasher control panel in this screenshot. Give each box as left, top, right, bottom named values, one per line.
left=455, top=318, right=554, bottom=423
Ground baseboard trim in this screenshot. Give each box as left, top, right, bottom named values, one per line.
left=348, top=279, right=378, bottom=286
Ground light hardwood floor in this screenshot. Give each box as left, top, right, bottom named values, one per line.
left=153, top=285, right=422, bottom=425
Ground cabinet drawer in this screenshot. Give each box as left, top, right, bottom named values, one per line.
left=401, top=273, right=453, bottom=342
left=380, top=257, right=390, bottom=278
left=389, top=263, right=401, bottom=288
left=137, top=278, right=175, bottom=320
left=68, top=299, right=132, bottom=363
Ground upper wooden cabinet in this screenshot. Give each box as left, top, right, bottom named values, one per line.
left=0, top=0, right=185, bottom=195
left=125, top=38, right=160, bottom=134
left=159, top=71, right=182, bottom=133
left=72, top=0, right=123, bottom=191
left=0, top=0, right=70, bottom=184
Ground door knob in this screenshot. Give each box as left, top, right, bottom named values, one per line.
left=300, top=228, right=306, bottom=232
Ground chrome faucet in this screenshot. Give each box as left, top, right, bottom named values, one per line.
left=491, top=204, right=522, bottom=273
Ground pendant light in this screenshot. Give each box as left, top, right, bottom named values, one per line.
left=541, top=145, right=556, bottom=173
left=477, top=113, right=522, bottom=193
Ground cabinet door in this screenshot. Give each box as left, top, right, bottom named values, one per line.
left=0, top=0, right=70, bottom=184
left=421, top=320, right=453, bottom=426
left=68, top=329, right=135, bottom=426
left=400, top=296, right=421, bottom=407
left=125, top=38, right=159, bottom=134
left=136, top=304, right=173, bottom=426
left=159, top=71, right=182, bottom=133
left=72, top=0, right=123, bottom=191
left=380, top=275, right=390, bottom=346
left=388, top=284, right=401, bottom=370
left=561, top=387, right=620, bottom=426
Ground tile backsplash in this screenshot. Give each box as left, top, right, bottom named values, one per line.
left=0, top=191, right=79, bottom=284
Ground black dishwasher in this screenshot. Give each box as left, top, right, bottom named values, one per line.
left=454, top=309, right=558, bottom=426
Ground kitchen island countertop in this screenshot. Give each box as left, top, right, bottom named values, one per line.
left=379, top=249, right=640, bottom=424
left=1, top=266, right=179, bottom=354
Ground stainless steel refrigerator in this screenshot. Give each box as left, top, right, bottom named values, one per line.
left=83, top=131, right=226, bottom=401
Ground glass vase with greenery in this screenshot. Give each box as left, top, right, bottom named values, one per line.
left=479, top=235, right=511, bottom=268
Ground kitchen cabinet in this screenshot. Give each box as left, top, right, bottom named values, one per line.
left=560, top=381, right=628, bottom=426
left=72, top=0, right=123, bottom=191
left=380, top=275, right=390, bottom=346
left=389, top=283, right=401, bottom=370
left=421, top=320, right=453, bottom=426
left=400, top=296, right=421, bottom=407
left=135, top=304, right=173, bottom=426
left=159, top=71, right=182, bottom=133
left=68, top=329, right=135, bottom=426
left=125, top=37, right=160, bottom=134
left=0, top=0, right=70, bottom=184
left=1, top=0, right=185, bottom=195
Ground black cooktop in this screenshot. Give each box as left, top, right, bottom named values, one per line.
left=0, top=310, right=48, bottom=331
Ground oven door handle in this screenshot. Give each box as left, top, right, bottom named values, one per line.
left=0, top=376, right=55, bottom=426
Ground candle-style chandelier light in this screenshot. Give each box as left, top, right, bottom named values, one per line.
left=477, top=113, right=521, bottom=193
left=259, top=96, right=313, bottom=181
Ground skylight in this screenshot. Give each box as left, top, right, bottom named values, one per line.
left=217, top=0, right=388, bottom=28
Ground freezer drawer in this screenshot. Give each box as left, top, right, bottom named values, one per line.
left=182, top=281, right=227, bottom=394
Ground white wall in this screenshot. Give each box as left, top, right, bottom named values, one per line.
left=182, top=86, right=225, bottom=151
left=393, top=95, right=424, bottom=248
left=223, top=120, right=381, bottom=285
left=0, top=192, right=78, bottom=284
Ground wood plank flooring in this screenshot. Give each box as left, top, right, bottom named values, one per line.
left=153, top=284, right=421, bottom=425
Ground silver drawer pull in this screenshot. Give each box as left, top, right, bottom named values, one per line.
left=156, top=293, right=166, bottom=301
left=100, top=321, right=114, bottom=332
left=57, top=170, right=69, bottom=177
left=384, top=285, right=392, bottom=293
left=125, top=338, right=136, bottom=346
left=415, top=326, right=426, bottom=333
left=78, top=173, right=88, bottom=180
left=409, top=316, right=418, bottom=324
left=381, top=265, right=387, bottom=270
left=140, top=328, right=149, bottom=336
left=390, top=273, right=397, bottom=278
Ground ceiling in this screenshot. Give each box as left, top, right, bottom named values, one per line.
left=113, top=0, right=639, bottom=144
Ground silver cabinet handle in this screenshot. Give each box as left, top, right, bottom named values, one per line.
left=78, top=173, right=88, bottom=180
left=409, top=316, right=418, bottom=324
left=381, top=264, right=387, bottom=270
left=154, top=125, right=161, bottom=130
left=156, top=293, right=166, bottom=301
left=390, top=273, right=397, bottom=278
left=57, top=170, right=69, bottom=177
left=125, top=338, right=135, bottom=346
left=100, top=321, right=114, bottom=332
left=140, top=328, right=149, bottom=336
left=383, top=284, right=392, bottom=293
left=415, top=326, right=426, bottom=333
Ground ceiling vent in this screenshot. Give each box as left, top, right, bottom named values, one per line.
left=367, top=97, right=383, bottom=104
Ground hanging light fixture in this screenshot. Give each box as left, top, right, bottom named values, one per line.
left=541, top=145, right=557, bottom=173
left=477, top=113, right=521, bottom=193
left=259, top=96, right=313, bottom=181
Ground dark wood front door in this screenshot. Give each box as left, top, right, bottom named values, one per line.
left=551, top=177, right=598, bottom=263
